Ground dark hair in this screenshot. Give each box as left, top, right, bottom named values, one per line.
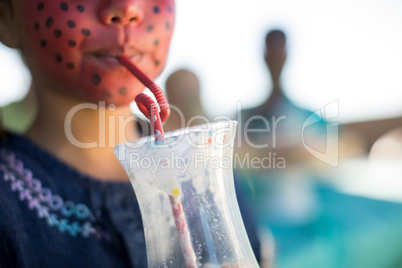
left=0, top=0, right=13, bottom=17
left=1, top=0, right=13, bottom=140
left=265, top=29, right=286, bottom=47
left=0, top=0, right=11, bottom=4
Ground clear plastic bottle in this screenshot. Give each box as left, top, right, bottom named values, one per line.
left=115, top=121, right=259, bottom=268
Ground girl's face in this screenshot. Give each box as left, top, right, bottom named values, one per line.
left=12, top=0, right=175, bottom=105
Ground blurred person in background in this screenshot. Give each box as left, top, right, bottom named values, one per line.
left=234, top=28, right=394, bottom=268
left=233, top=29, right=330, bottom=265
left=236, top=29, right=327, bottom=170
left=163, top=68, right=209, bottom=132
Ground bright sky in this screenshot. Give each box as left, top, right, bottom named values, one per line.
left=1, top=0, right=402, bottom=123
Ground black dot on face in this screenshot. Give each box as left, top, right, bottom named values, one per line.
left=37, top=3, right=44, bottom=11
left=56, top=54, right=62, bottom=63
left=153, top=6, right=160, bottom=14
left=167, top=6, right=173, bottom=13
left=118, top=87, right=127, bottom=95
left=77, top=5, right=85, bottom=13
left=154, top=39, right=159, bottom=46
left=146, top=25, right=154, bottom=33
left=165, top=22, right=170, bottom=30
left=67, top=20, right=76, bottom=28
left=68, top=40, right=77, bottom=47
left=60, top=2, right=69, bottom=11
left=45, top=17, right=54, bottom=28
left=66, top=62, right=74, bottom=69
left=81, top=28, right=91, bottom=36
left=34, top=22, right=39, bottom=30
left=154, top=60, right=160, bottom=66
left=92, top=74, right=101, bottom=85
left=103, top=91, right=112, bottom=99
left=40, top=39, right=47, bottom=48
left=54, top=30, right=62, bottom=38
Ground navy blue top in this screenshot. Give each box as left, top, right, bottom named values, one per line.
left=0, top=134, right=260, bottom=267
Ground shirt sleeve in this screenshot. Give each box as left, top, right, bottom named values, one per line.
left=0, top=228, right=17, bottom=267
left=0, top=183, right=17, bottom=268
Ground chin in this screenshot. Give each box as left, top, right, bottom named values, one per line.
left=84, top=92, right=136, bottom=107
left=105, top=97, right=135, bottom=107
left=81, top=79, right=144, bottom=106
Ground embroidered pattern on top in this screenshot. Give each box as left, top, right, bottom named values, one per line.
left=0, top=148, right=104, bottom=239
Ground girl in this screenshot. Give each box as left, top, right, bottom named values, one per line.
left=0, top=0, right=262, bottom=265
left=0, top=0, right=175, bottom=266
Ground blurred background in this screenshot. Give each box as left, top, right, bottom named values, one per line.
left=2, top=0, right=402, bottom=267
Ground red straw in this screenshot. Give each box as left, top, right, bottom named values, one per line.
left=134, top=93, right=165, bottom=142
left=118, top=57, right=169, bottom=134
left=118, top=57, right=197, bottom=267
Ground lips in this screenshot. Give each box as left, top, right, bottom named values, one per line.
left=90, top=45, right=144, bottom=69
left=94, top=53, right=143, bottom=66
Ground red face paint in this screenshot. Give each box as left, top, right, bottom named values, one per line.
left=13, top=0, right=175, bottom=105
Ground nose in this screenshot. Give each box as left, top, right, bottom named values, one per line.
left=98, top=0, right=144, bottom=25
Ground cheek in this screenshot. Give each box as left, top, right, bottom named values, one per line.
left=22, top=1, right=91, bottom=73
left=141, top=3, right=175, bottom=71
